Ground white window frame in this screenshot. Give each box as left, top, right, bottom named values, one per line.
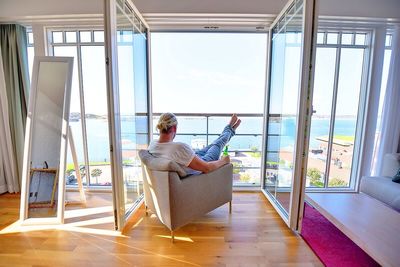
left=304, top=29, right=372, bottom=192
left=48, top=28, right=106, bottom=189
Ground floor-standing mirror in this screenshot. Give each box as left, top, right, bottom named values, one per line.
left=20, top=56, right=73, bottom=225
left=105, top=0, right=150, bottom=230
left=262, top=0, right=318, bottom=229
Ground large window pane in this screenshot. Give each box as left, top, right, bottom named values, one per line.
left=51, top=30, right=115, bottom=229
left=264, top=1, right=304, bottom=214
left=328, top=48, right=364, bottom=187
left=304, top=31, right=370, bottom=190
left=80, top=45, right=111, bottom=186
left=151, top=32, right=266, bottom=186
left=151, top=33, right=267, bottom=114
left=306, top=48, right=336, bottom=188
left=116, top=6, right=149, bottom=212
left=133, top=32, right=149, bottom=115
left=117, top=23, right=140, bottom=209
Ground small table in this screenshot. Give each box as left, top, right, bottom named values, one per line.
left=306, top=192, right=400, bottom=267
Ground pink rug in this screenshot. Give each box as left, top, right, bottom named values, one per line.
left=301, top=203, right=380, bottom=267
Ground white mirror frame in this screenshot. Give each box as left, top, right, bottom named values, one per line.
left=19, top=56, right=74, bottom=225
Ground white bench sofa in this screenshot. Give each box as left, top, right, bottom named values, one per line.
left=360, top=153, right=400, bottom=211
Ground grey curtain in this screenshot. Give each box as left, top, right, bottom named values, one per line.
left=0, top=47, right=18, bottom=193
left=0, top=24, right=30, bottom=191
left=372, top=26, right=400, bottom=175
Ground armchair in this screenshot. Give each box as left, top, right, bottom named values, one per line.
left=139, top=150, right=233, bottom=242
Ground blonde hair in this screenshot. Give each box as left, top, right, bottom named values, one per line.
left=156, top=113, right=177, bottom=133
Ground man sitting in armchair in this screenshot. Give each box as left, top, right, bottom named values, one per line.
left=149, top=113, right=241, bottom=175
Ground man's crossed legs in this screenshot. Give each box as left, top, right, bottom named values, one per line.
left=195, top=115, right=241, bottom=162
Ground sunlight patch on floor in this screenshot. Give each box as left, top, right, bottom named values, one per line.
left=156, top=234, right=194, bottom=242
left=0, top=219, right=128, bottom=238
left=64, top=205, right=113, bottom=219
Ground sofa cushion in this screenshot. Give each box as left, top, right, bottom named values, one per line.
left=393, top=168, right=400, bottom=183
left=139, top=149, right=187, bottom=177
left=360, top=176, right=400, bottom=211
left=381, top=153, right=400, bottom=177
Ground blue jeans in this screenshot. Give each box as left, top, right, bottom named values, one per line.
left=195, top=125, right=235, bottom=162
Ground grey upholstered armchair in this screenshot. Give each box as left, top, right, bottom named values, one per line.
left=139, top=150, right=233, bottom=242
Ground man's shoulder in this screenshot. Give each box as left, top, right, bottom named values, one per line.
left=149, top=141, right=191, bottom=149
left=173, top=141, right=190, bottom=147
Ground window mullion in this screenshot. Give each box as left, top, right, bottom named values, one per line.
left=324, top=43, right=342, bottom=188
left=76, top=41, right=91, bottom=187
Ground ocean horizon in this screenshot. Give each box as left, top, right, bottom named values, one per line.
left=67, top=116, right=358, bottom=164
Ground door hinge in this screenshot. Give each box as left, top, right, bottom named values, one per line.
left=114, top=209, right=118, bottom=230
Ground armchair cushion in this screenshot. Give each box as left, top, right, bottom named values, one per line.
left=139, top=150, right=187, bottom=177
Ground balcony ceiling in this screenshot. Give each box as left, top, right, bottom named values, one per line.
left=132, top=0, right=287, bottom=15
left=133, top=0, right=400, bottom=30
left=133, top=0, right=400, bottom=19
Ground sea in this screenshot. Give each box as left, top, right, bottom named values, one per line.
left=67, top=116, right=358, bottom=163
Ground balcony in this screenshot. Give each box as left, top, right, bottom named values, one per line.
left=65, top=112, right=263, bottom=189
left=152, top=113, right=264, bottom=186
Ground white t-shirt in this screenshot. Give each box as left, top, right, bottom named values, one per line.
left=148, top=141, right=196, bottom=172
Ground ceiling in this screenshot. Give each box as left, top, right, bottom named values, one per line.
left=132, top=0, right=400, bottom=30
left=132, top=0, right=288, bottom=15
left=132, top=0, right=400, bottom=19
left=0, top=0, right=399, bottom=29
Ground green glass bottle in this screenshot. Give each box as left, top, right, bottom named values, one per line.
left=223, top=145, right=229, bottom=156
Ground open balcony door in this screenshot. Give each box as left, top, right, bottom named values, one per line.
left=262, top=0, right=318, bottom=230
left=104, top=0, right=151, bottom=231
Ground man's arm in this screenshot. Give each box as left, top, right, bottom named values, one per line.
left=188, top=155, right=230, bottom=174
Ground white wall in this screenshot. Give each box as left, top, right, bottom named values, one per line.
left=319, top=0, right=400, bottom=19
left=0, top=0, right=102, bottom=18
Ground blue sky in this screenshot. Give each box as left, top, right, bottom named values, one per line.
left=151, top=32, right=267, bottom=114
left=29, top=32, right=385, bottom=117
left=151, top=32, right=368, bottom=117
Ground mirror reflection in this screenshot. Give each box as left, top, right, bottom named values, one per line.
left=28, top=61, right=70, bottom=218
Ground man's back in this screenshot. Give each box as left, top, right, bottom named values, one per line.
left=148, top=140, right=195, bottom=168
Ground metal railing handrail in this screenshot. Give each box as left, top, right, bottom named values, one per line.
left=152, top=112, right=264, bottom=117
left=152, top=113, right=264, bottom=146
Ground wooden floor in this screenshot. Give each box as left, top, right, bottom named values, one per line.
left=0, top=192, right=322, bottom=267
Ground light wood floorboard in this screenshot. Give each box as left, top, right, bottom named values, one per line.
left=0, top=192, right=322, bottom=267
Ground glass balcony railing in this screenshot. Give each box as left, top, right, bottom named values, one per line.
left=66, top=110, right=358, bottom=190
left=66, top=113, right=263, bottom=187
left=152, top=113, right=263, bottom=186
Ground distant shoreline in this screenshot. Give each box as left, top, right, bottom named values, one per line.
left=69, top=113, right=358, bottom=120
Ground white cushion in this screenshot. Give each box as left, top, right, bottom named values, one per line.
left=381, top=153, right=400, bottom=177
left=360, top=176, right=400, bottom=211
